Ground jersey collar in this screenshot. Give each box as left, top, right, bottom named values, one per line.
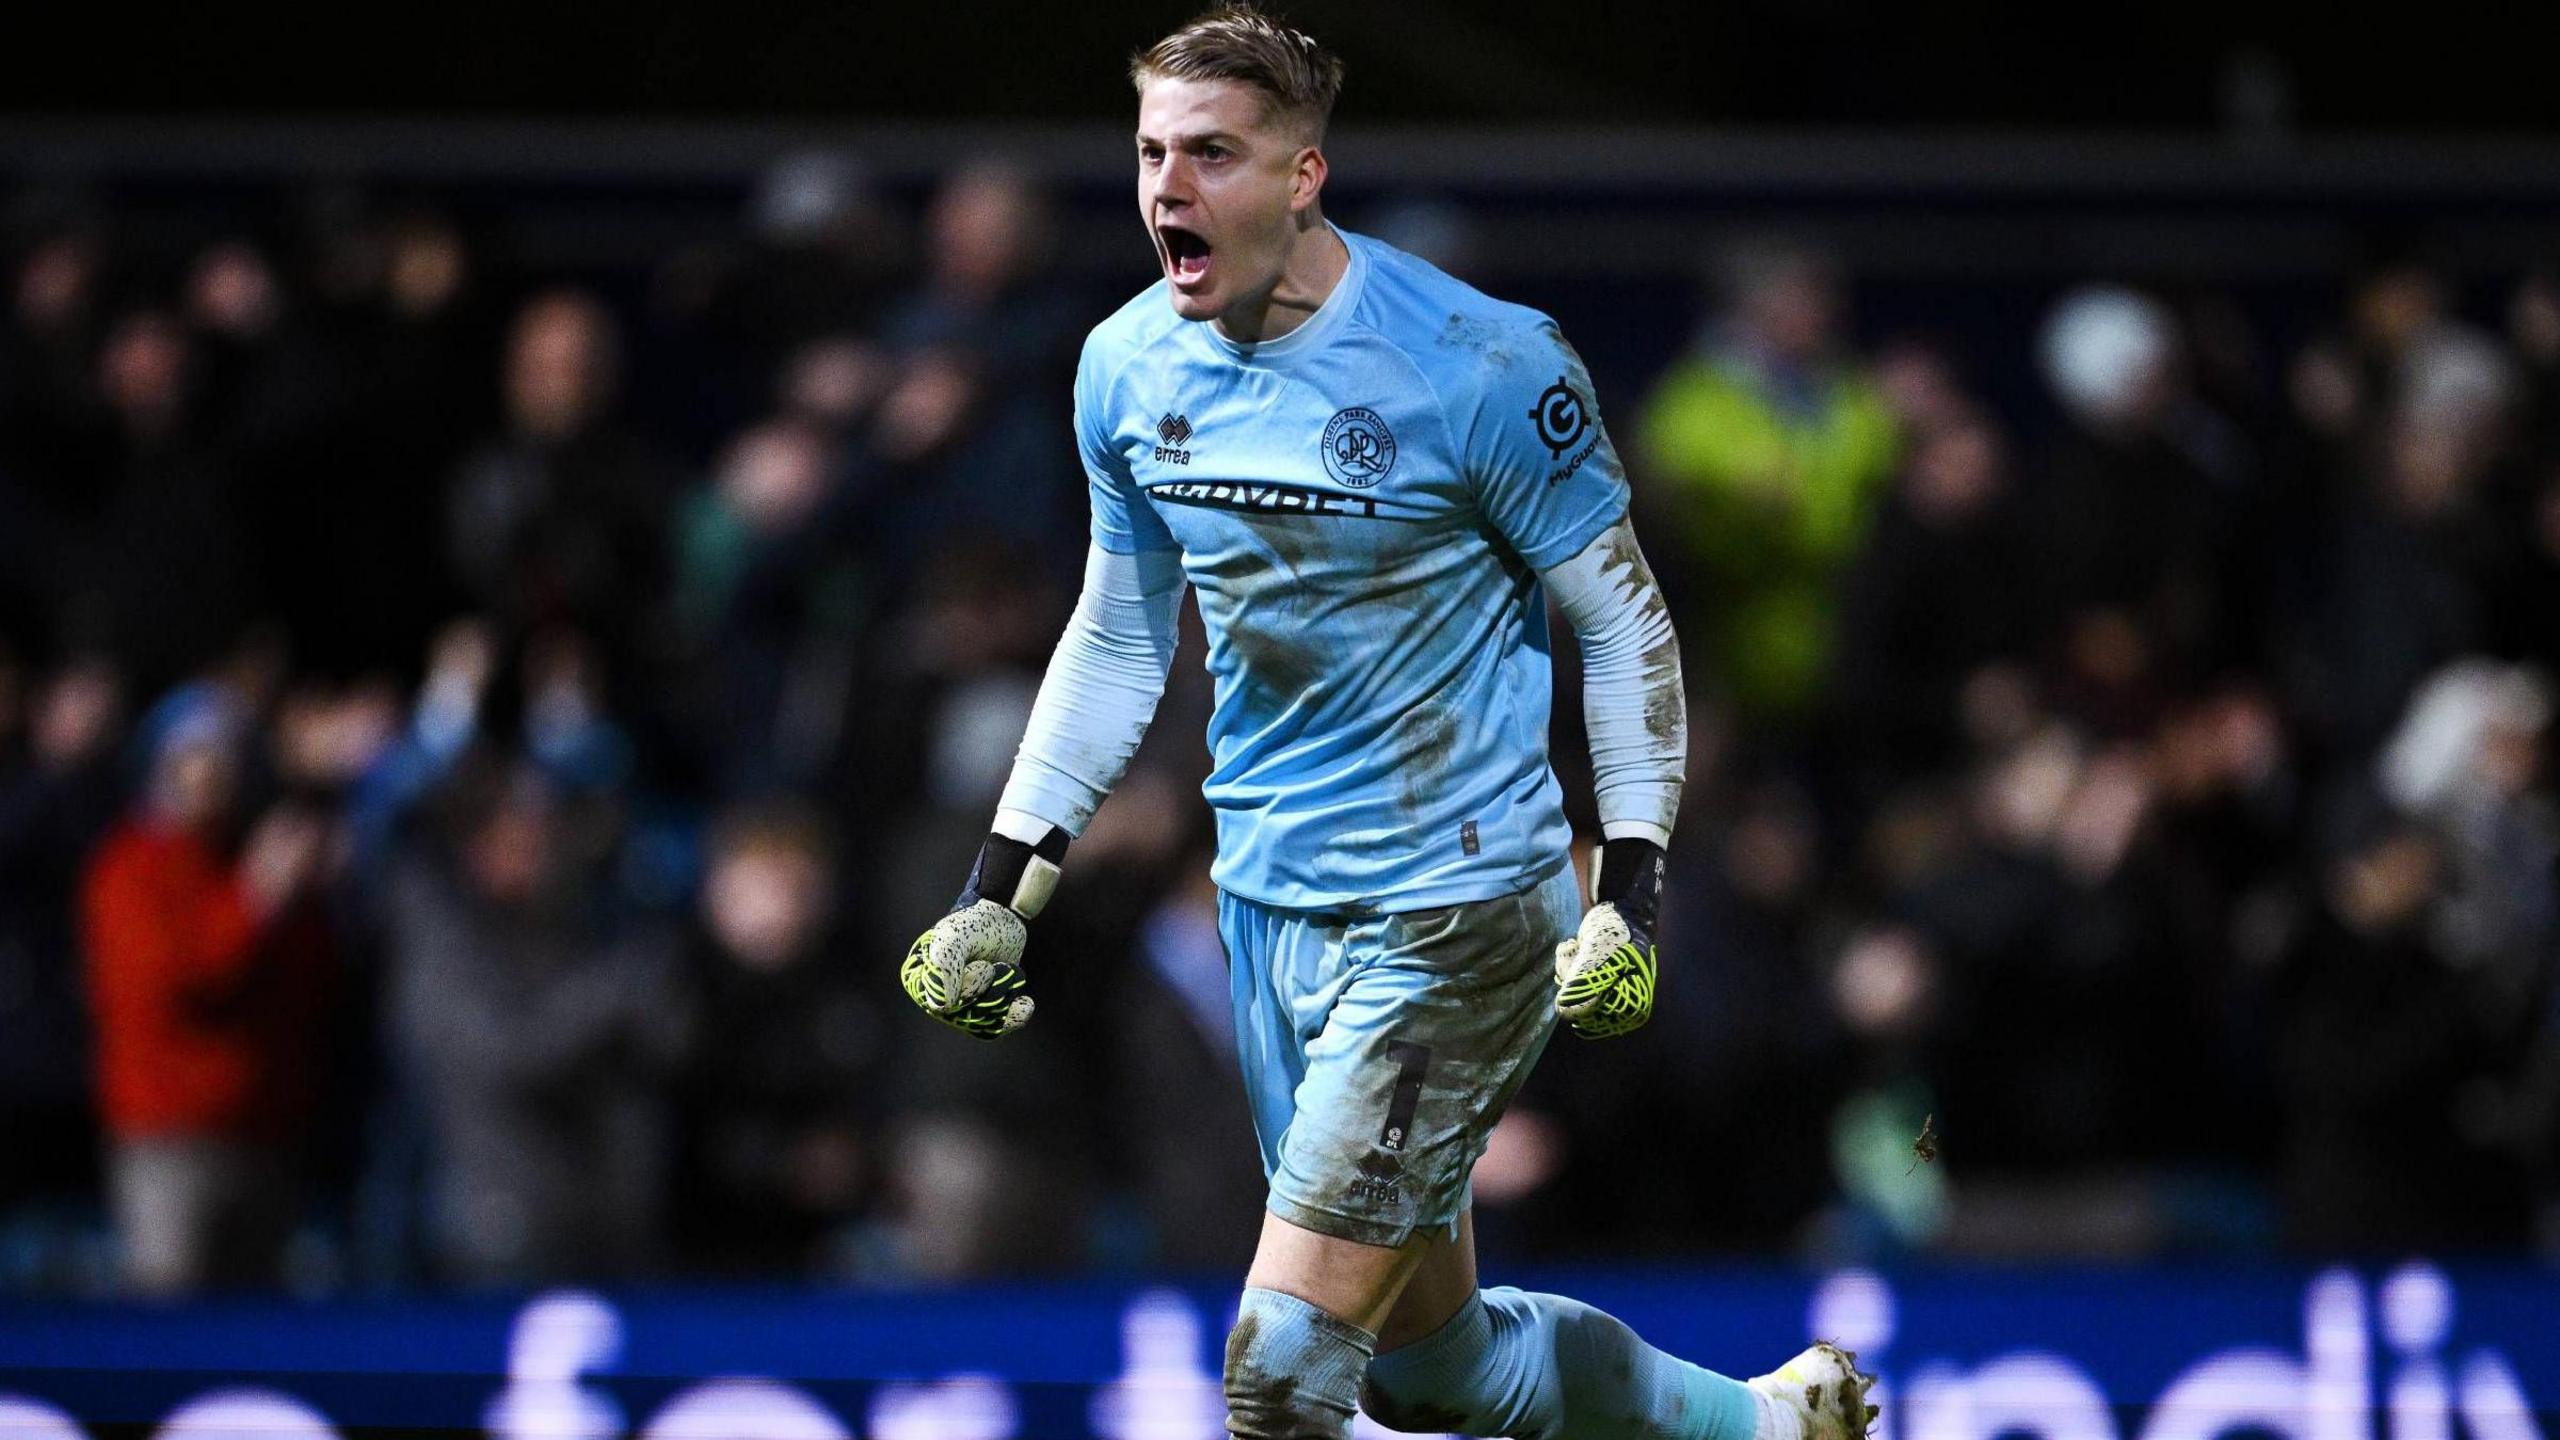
left=1202, top=223, right=1366, bottom=366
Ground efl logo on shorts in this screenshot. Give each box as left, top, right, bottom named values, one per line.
left=1379, top=1041, right=1431, bottom=1153
left=1321, top=406, right=1397, bottom=488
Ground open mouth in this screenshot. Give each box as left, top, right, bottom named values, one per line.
left=1160, top=224, right=1211, bottom=284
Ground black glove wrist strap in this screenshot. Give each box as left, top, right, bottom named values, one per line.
left=958, top=826, right=1070, bottom=918
left=1592, top=836, right=1666, bottom=936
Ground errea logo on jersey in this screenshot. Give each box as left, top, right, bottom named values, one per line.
left=1155, top=412, right=1193, bottom=465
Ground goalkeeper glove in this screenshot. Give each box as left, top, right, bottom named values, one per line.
left=1553, top=837, right=1664, bottom=1039
left=901, top=827, right=1067, bottom=1040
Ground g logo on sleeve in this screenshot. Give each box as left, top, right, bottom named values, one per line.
left=1322, top=406, right=1397, bottom=488
left=1529, top=376, right=1587, bottom=458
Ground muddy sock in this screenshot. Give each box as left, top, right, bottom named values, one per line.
left=1360, top=1287, right=1756, bottom=1440
left=1224, top=1286, right=1377, bottom=1439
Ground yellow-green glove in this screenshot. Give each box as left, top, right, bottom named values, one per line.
left=902, top=830, right=1062, bottom=1041
left=1553, top=838, right=1665, bottom=1039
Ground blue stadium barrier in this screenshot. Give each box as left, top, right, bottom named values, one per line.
left=0, top=1263, right=2550, bottom=1440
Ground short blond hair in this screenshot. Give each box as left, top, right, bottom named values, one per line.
left=1129, top=5, right=1344, bottom=143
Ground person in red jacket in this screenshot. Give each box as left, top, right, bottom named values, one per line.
left=82, top=702, right=334, bottom=1295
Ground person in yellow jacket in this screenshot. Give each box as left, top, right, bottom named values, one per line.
left=1638, top=243, right=1900, bottom=727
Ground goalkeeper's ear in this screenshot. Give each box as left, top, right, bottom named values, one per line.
left=958, top=824, right=1070, bottom=918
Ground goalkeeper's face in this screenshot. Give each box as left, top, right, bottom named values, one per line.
left=1135, top=77, right=1323, bottom=324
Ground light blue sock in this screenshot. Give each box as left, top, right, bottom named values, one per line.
left=1225, top=1285, right=1379, bottom=1439
left=1361, top=1286, right=1759, bottom=1440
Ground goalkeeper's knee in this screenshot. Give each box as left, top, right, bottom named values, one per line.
left=1224, top=1287, right=1375, bottom=1440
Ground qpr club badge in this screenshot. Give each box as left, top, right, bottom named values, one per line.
left=1321, top=406, right=1397, bottom=488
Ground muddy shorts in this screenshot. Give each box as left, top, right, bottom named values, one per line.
left=1220, top=864, right=1581, bottom=1249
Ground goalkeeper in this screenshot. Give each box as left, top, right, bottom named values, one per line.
left=902, top=8, right=1879, bottom=1440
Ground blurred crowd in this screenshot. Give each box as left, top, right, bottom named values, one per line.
left=1, top=156, right=2556, bottom=1297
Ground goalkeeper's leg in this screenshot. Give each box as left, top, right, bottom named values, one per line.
left=1359, top=1209, right=1779, bottom=1440
left=1221, top=1211, right=1428, bottom=1439
left=1218, top=873, right=1873, bottom=1439
left=1231, top=1206, right=1869, bottom=1440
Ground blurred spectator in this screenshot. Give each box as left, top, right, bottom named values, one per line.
left=2286, top=322, right=2516, bottom=762
left=344, top=619, right=499, bottom=892
left=448, top=290, right=682, bottom=690
left=0, top=227, right=108, bottom=575
left=867, top=162, right=1086, bottom=586
left=77, top=311, right=260, bottom=693
left=519, top=628, right=638, bottom=796
left=737, top=151, right=901, bottom=351
left=2377, top=661, right=2557, bottom=993
left=236, top=213, right=492, bottom=678
left=1829, top=407, right=2032, bottom=798
left=1636, top=240, right=1899, bottom=727
left=387, top=755, right=685, bottom=1286
left=1889, top=724, right=2191, bottom=1173
left=2274, top=672, right=2553, bottom=1253
left=2031, top=287, right=2255, bottom=734
left=81, top=696, right=336, bottom=1294
left=635, top=151, right=901, bottom=460
left=672, top=801, right=884, bottom=1276
left=674, top=418, right=867, bottom=796
left=0, top=655, right=124, bottom=1218
left=184, top=240, right=284, bottom=423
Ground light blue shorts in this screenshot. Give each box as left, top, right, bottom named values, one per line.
left=1220, top=865, right=1581, bottom=1248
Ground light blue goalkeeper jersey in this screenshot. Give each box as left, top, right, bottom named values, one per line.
left=1078, top=228, right=1629, bottom=913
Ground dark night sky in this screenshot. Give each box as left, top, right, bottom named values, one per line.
left=5, top=0, right=2553, bottom=131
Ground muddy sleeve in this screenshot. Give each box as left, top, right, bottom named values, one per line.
left=1459, top=315, right=1629, bottom=571
left=1540, top=517, right=1686, bottom=847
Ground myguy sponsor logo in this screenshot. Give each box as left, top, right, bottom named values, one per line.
left=1545, top=432, right=1602, bottom=487
left=1153, top=479, right=1387, bottom=518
